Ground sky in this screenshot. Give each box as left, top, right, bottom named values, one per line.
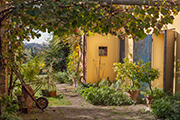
left=27, top=31, right=52, bottom=44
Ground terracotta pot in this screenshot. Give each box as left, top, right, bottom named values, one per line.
left=48, top=90, right=57, bottom=97
left=126, top=90, right=140, bottom=101
left=145, top=96, right=155, bottom=110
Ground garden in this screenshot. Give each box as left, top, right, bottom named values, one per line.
left=1, top=0, right=180, bottom=120
left=0, top=35, right=74, bottom=119
left=1, top=30, right=180, bottom=120
left=1, top=20, right=180, bottom=120
left=3, top=34, right=179, bottom=119
left=74, top=57, right=180, bottom=120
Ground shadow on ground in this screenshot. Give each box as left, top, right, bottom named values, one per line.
left=19, top=105, right=155, bottom=120
left=19, top=84, right=156, bottom=120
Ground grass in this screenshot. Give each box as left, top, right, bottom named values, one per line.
left=34, top=74, right=71, bottom=106
left=109, top=107, right=116, bottom=110
left=58, top=109, right=64, bottom=114
left=138, top=108, right=146, bottom=114
left=111, top=110, right=119, bottom=114
left=47, top=94, right=71, bottom=106
left=119, top=112, right=125, bottom=116
left=33, top=86, right=71, bottom=107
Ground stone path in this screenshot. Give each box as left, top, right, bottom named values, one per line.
left=19, top=84, right=156, bottom=120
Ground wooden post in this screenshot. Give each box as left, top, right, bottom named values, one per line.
left=93, top=0, right=180, bottom=6
left=83, top=34, right=87, bottom=83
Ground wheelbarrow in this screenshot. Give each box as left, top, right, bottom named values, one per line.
left=12, top=65, right=48, bottom=113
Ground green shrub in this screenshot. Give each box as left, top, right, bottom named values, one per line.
left=53, top=71, right=72, bottom=84
left=140, top=87, right=167, bottom=99
left=0, top=95, right=21, bottom=120
left=0, top=95, right=19, bottom=114
left=21, top=55, right=45, bottom=83
left=151, top=92, right=180, bottom=120
left=98, top=78, right=111, bottom=88
left=75, top=85, right=87, bottom=94
left=0, top=112, right=22, bottom=120
left=79, top=86, right=135, bottom=106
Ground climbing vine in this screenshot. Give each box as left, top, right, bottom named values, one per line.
left=0, top=0, right=180, bottom=72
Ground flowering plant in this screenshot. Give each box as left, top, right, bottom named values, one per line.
left=67, top=45, right=82, bottom=87
left=113, top=57, right=160, bottom=92
left=136, top=61, right=160, bottom=94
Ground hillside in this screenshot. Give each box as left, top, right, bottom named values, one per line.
left=24, top=43, right=45, bottom=51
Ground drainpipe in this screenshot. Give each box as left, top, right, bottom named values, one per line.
left=163, top=30, right=167, bottom=92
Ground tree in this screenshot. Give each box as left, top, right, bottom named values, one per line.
left=43, top=35, right=70, bottom=72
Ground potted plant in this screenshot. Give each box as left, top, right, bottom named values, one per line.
left=114, top=57, right=161, bottom=102
left=141, top=87, right=166, bottom=110
left=40, top=78, right=50, bottom=97
left=43, top=62, right=57, bottom=97
left=124, top=84, right=140, bottom=101
left=113, top=58, right=142, bottom=101
left=40, top=73, right=57, bottom=97
left=136, top=61, right=160, bottom=94
left=138, top=62, right=160, bottom=109
left=136, top=61, right=160, bottom=110
left=48, top=83, right=57, bottom=97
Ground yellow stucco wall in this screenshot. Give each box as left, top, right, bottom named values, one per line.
left=167, top=12, right=180, bottom=32
left=167, top=13, right=180, bottom=92
left=152, top=34, right=164, bottom=88
left=86, top=34, right=120, bottom=83
left=125, top=37, right=133, bottom=61
left=152, top=30, right=175, bottom=92
left=166, top=30, right=175, bottom=92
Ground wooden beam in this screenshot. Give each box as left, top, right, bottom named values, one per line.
left=93, top=0, right=180, bottom=6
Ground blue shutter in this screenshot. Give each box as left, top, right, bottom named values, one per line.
left=133, top=35, right=152, bottom=96
left=133, top=35, right=152, bottom=63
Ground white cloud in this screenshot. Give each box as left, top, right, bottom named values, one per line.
left=27, top=31, right=52, bottom=44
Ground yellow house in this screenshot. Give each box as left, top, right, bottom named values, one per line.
left=81, top=33, right=134, bottom=84
left=81, top=13, right=180, bottom=93
left=151, top=13, right=180, bottom=93
left=121, top=30, right=179, bottom=93
left=85, top=34, right=120, bottom=83
left=152, top=30, right=175, bottom=92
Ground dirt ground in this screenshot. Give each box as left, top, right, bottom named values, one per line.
left=19, top=84, right=157, bottom=120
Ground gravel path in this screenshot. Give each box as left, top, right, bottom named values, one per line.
left=19, top=84, right=156, bottom=120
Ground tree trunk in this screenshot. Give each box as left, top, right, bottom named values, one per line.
left=0, top=1, right=8, bottom=115
left=0, top=1, right=8, bottom=95
left=0, top=25, right=8, bottom=116
left=0, top=103, right=1, bottom=116
left=8, top=68, right=13, bottom=96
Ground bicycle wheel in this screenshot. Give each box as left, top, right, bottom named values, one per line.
left=36, top=97, right=48, bottom=109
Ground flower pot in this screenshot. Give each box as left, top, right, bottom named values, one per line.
left=48, top=90, right=57, bottom=97
left=126, top=90, right=140, bottom=101
left=145, top=96, right=155, bottom=110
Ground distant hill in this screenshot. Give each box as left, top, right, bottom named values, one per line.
left=24, top=43, right=45, bottom=51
